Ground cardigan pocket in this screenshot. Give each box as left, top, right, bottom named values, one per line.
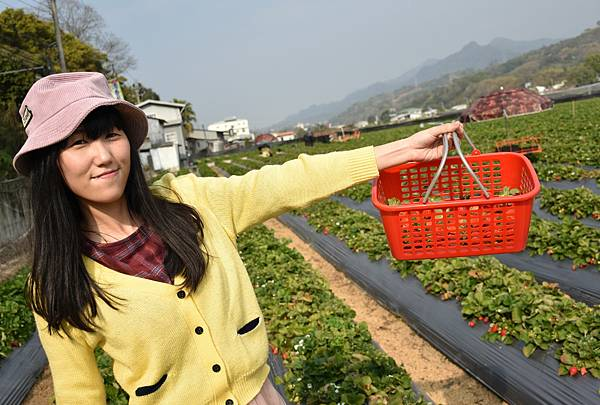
left=237, top=317, right=260, bottom=335
left=236, top=316, right=269, bottom=374
left=135, top=373, right=168, bottom=397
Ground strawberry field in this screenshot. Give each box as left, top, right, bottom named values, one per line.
left=1, top=97, right=599, bottom=404
left=194, top=97, right=600, bottom=402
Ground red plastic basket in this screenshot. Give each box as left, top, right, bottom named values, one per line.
left=372, top=132, right=540, bottom=260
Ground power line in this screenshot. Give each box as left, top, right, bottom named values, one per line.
left=0, top=44, right=44, bottom=66
left=25, top=0, right=48, bottom=8
left=11, top=0, right=47, bottom=12
left=0, top=65, right=44, bottom=76
left=0, top=49, right=38, bottom=66
left=0, top=0, right=48, bottom=16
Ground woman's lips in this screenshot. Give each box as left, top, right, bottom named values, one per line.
left=93, top=169, right=119, bottom=179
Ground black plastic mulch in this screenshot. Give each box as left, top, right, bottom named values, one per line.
left=278, top=213, right=600, bottom=405
left=0, top=332, right=47, bottom=405
left=331, top=193, right=600, bottom=307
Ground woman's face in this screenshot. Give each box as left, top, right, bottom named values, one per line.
left=58, top=127, right=131, bottom=205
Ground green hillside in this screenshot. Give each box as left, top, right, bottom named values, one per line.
left=333, top=26, right=600, bottom=124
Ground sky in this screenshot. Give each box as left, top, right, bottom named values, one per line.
left=3, top=1, right=600, bottom=129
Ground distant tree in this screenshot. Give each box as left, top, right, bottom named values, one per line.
left=312, top=123, right=329, bottom=132
left=534, top=66, right=567, bottom=86
left=56, top=0, right=104, bottom=43
left=173, top=98, right=196, bottom=135
left=584, top=53, right=600, bottom=75
left=98, top=32, right=137, bottom=76
left=0, top=102, right=25, bottom=179
left=295, top=127, right=307, bottom=137
left=380, top=109, right=392, bottom=123
left=51, top=0, right=137, bottom=75
left=367, top=115, right=377, bottom=124
left=121, top=79, right=160, bottom=104
left=568, top=64, right=597, bottom=86
left=0, top=7, right=107, bottom=179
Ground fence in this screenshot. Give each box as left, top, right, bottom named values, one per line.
left=0, top=177, right=31, bottom=258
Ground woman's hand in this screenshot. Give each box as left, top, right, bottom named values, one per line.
left=373, top=121, right=464, bottom=170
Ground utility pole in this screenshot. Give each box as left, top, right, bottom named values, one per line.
left=49, top=0, right=67, bottom=72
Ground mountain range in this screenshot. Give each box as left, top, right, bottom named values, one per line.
left=269, top=37, right=558, bottom=130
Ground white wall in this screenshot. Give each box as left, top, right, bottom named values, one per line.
left=150, top=144, right=180, bottom=171
left=142, top=104, right=182, bottom=123
left=208, top=118, right=250, bottom=137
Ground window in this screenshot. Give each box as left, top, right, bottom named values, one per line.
left=165, top=132, right=177, bottom=143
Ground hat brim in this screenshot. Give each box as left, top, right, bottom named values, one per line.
left=13, top=98, right=148, bottom=176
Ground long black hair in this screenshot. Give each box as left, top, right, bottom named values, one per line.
left=26, top=106, right=209, bottom=335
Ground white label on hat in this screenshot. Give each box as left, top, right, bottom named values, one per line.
left=22, top=106, right=33, bottom=129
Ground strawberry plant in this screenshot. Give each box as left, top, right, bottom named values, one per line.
left=295, top=199, right=600, bottom=378
left=0, top=267, right=35, bottom=360
left=534, top=163, right=600, bottom=182
left=238, top=225, right=425, bottom=404
left=527, top=215, right=600, bottom=269
left=215, top=161, right=248, bottom=176
left=195, top=160, right=217, bottom=177
left=338, top=182, right=372, bottom=202
left=540, top=186, right=600, bottom=220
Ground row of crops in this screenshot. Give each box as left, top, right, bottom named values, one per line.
left=192, top=97, right=600, bottom=402
left=1, top=97, right=598, bottom=403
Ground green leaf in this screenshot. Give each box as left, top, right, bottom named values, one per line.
left=512, top=307, right=522, bottom=323
left=522, top=343, right=536, bottom=358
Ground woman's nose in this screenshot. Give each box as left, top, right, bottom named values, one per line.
left=90, top=139, right=113, bottom=164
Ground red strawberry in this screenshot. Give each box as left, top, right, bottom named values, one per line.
left=478, top=316, right=484, bottom=321
left=500, top=328, right=507, bottom=337
left=468, top=320, right=476, bottom=327
left=580, top=367, right=587, bottom=376
left=569, top=366, right=578, bottom=376
left=483, top=317, right=489, bottom=324
left=323, top=227, right=329, bottom=236
left=271, top=346, right=278, bottom=355
left=489, top=324, right=499, bottom=334
left=282, top=352, right=288, bottom=360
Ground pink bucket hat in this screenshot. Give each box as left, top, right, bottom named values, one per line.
left=13, top=72, right=148, bottom=176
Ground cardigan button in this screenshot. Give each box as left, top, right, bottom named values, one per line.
left=212, top=364, right=221, bottom=373
left=225, top=400, right=234, bottom=405
left=177, top=290, right=186, bottom=299
left=195, top=326, right=204, bottom=335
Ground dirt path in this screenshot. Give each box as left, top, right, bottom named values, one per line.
left=264, top=218, right=505, bottom=405
left=22, top=366, right=53, bottom=405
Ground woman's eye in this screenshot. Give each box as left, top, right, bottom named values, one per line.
left=106, top=132, right=121, bottom=140
left=71, top=139, right=87, bottom=146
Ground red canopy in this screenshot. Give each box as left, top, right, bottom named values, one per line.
left=461, top=88, right=553, bottom=122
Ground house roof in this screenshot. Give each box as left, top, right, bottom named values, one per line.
left=136, top=100, right=186, bottom=109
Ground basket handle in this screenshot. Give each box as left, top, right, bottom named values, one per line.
left=422, top=131, right=490, bottom=204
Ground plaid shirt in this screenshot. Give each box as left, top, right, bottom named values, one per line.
left=82, top=225, right=173, bottom=284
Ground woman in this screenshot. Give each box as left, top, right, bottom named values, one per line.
left=15, top=72, right=463, bottom=404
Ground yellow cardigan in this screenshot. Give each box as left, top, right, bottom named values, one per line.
left=33, top=146, right=379, bottom=404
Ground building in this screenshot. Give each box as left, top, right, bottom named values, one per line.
left=139, top=116, right=181, bottom=171
left=271, top=131, right=296, bottom=142
left=207, top=117, right=253, bottom=141
left=451, top=104, right=468, bottom=111
left=188, top=128, right=223, bottom=155
left=136, top=100, right=188, bottom=169
left=423, top=108, right=438, bottom=118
